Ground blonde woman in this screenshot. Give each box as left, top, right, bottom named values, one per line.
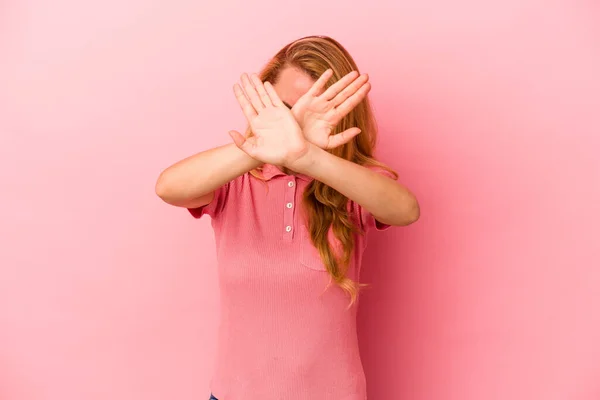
left=156, top=35, right=419, bottom=400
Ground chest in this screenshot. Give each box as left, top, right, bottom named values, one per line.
left=211, top=175, right=364, bottom=284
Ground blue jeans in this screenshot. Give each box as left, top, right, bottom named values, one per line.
left=209, top=394, right=218, bottom=400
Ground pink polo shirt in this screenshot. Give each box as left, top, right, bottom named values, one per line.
left=188, top=163, right=393, bottom=400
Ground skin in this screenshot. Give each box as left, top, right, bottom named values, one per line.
left=155, top=66, right=419, bottom=226
left=229, top=69, right=420, bottom=226
left=271, top=67, right=314, bottom=176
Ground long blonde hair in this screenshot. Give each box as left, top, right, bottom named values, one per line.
left=248, top=35, right=397, bottom=307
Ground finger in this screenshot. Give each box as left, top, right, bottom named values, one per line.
left=228, top=130, right=256, bottom=156
left=250, top=73, right=273, bottom=107
left=331, top=73, right=369, bottom=108
left=320, top=70, right=359, bottom=101
left=228, top=129, right=246, bottom=147
left=241, top=73, right=265, bottom=111
left=307, top=68, right=334, bottom=96
left=233, top=83, right=258, bottom=122
left=263, top=81, right=285, bottom=107
left=326, top=127, right=362, bottom=149
left=335, top=82, right=371, bottom=117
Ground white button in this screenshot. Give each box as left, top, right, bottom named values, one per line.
left=288, top=181, right=294, bottom=187
left=285, top=225, right=292, bottom=232
left=286, top=202, right=293, bottom=208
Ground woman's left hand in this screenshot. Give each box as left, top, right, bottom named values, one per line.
left=229, top=73, right=308, bottom=167
left=291, top=69, right=371, bottom=150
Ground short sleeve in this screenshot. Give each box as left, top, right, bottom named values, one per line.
left=187, top=181, right=230, bottom=219
left=351, top=167, right=397, bottom=232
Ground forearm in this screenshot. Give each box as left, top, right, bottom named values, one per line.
left=291, top=144, right=420, bottom=226
left=155, top=142, right=262, bottom=205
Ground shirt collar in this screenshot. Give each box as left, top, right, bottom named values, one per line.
left=260, top=163, right=313, bottom=182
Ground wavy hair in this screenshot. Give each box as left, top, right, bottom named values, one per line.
left=247, top=35, right=397, bottom=307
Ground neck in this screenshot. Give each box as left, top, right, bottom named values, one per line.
left=281, top=166, right=296, bottom=176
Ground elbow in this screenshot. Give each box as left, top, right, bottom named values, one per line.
left=376, top=199, right=420, bottom=227
left=405, top=200, right=420, bottom=224
left=395, top=197, right=420, bottom=226
left=155, top=170, right=175, bottom=203
left=155, top=170, right=209, bottom=207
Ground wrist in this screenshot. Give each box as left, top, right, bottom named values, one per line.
left=286, top=142, right=322, bottom=175
left=230, top=142, right=264, bottom=170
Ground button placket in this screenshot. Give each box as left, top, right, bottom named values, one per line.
left=283, top=179, right=296, bottom=242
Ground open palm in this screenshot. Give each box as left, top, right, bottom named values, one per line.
left=291, top=69, right=371, bottom=149
left=229, top=73, right=307, bottom=167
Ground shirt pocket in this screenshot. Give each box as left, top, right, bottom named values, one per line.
left=299, top=228, right=327, bottom=271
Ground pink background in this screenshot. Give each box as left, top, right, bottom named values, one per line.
left=1, top=0, right=599, bottom=399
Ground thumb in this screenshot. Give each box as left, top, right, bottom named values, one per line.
left=228, top=130, right=247, bottom=148
left=327, top=127, right=361, bottom=149
left=228, top=130, right=256, bottom=157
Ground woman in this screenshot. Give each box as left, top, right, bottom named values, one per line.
left=155, top=35, right=419, bottom=400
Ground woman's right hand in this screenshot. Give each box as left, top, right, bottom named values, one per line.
left=291, top=69, right=371, bottom=150
left=228, top=73, right=309, bottom=168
